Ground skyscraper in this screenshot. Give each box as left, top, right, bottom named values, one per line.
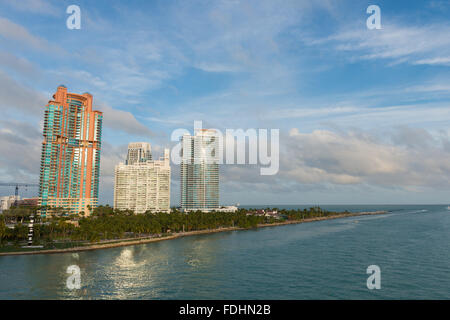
left=114, top=147, right=170, bottom=213
left=181, top=129, right=219, bottom=211
left=126, top=142, right=152, bottom=165
left=38, top=85, right=103, bottom=216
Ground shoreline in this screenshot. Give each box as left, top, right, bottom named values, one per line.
left=0, top=210, right=387, bottom=256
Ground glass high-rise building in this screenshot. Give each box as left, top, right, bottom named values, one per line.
left=181, top=129, right=219, bottom=211
left=38, top=85, right=103, bottom=216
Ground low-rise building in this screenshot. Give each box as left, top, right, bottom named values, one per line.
left=246, top=209, right=280, bottom=219
left=216, top=206, right=239, bottom=213
left=181, top=206, right=239, bottom=213
left=16, top=197, right=39, bottom=207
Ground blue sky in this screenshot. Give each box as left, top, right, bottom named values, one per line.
left=1, top=0, right=450, bottom=205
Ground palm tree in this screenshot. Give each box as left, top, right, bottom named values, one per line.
left=0, top=218, right=7, bottom=242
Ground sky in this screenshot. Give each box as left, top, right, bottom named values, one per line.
left=0, top=0, right=450, bottom=205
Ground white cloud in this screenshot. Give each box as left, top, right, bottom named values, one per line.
left=0, top=120, right=41, bottom=183
left=282, top=127, right=450, bottom=188
left=194, top=62, right=241, bottom=73
left=0, top=17, right=65, bottom=54
left=96, top=103, right=154, bottom=137
left=312, top=22, right=450, bottom=66
left=0, top=51, right=39, bottom=78
left=207, top=127, right=450, bottom=200
left=414, top=57, right=450, bottom=66
left=2, top=0, right=59, bottom=16
left=0, top=70, right=47, bottom=115
left=264, top=106, right=360, bottom=120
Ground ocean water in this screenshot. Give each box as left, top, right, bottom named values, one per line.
left=0, top=205, right=449, bottom=299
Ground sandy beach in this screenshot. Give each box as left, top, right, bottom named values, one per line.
left=0, top=210, right=387, bottom=256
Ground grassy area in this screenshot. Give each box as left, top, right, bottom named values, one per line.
left=0, top=233, right=175, bottom=253
left=0, top=241, right=88, bottom=253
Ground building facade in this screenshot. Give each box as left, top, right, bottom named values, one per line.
left=0, top=196, right=19, bottom=213
left=38, top=85, right=103, bottom=216
left=114, top=148, right=170, bottom=214
left=126, top=142, right=152, bottom=165
left=17, top=197, right=40, bottom=208
left=181, top=129, right=219, bottom=211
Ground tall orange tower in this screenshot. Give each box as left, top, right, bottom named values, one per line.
left=39, top=85, right=103, bottom=216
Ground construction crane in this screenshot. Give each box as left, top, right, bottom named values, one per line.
left=0, top=182, right=39, bottom=207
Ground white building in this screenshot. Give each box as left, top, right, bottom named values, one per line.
left=114, top=147, right=170, bottom=214
left=0, top=195, right=19, bottom=213
left=216, top=206, right=238, bottom=213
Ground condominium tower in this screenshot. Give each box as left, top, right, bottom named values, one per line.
left=114, top=147, right=170, bottom=213
left=126, top=142, right=152, bottom=164
left=181, top=129, right=219, bottom=211
left=38, top=85, right=103, bottom=216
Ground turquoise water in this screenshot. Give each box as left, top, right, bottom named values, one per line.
left=0, top=205, right=449, bottom=299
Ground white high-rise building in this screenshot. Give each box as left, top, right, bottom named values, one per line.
left=126, top=142, right=152, bottom=165
left=181, top=129, right=219, bottom=211
left=114, top=147, right=170, bottom=214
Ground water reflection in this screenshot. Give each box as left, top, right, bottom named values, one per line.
left=183, top=238, right=217, bottom=270
left=1, top=206, right=449, bottom=299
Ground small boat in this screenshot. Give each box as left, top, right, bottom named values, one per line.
left=447, top=206, right=450, bottom=210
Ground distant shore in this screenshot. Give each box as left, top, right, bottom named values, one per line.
left=0, top=210, right=387, bottom=256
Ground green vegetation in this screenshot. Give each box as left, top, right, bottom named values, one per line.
left=279, top=207, right=351, bottom=220
left=68, top=206, right=268, bottom=242
left=0, top=218, right=6, bottom=242
left=0, top=205, right=351, bottom=251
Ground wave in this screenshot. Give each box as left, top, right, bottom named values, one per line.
left=408, top=209, right=428, bottom=214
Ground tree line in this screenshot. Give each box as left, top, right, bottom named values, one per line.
left=0, top=205, right=348, bottom=245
